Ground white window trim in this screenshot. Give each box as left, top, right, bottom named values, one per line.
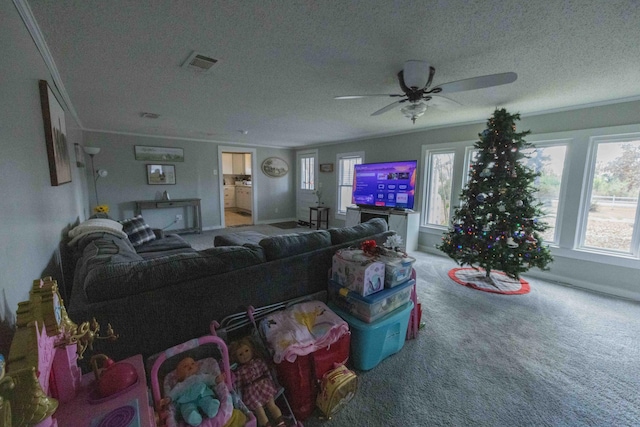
left=522, top=138, right=572, bottom=246
left=577, top=133, right=640, bottom=257
left=420, top=141, right=473, bottom=230
left=335, top=151, right=364, bottom=219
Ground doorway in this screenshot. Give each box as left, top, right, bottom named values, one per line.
left=218, top=147, right=257, bottom=228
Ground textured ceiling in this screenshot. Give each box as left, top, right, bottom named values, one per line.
left=26, top=0, right=640, bottom=148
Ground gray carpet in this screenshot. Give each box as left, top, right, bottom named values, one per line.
left=182, top=228, right=640, bottom=426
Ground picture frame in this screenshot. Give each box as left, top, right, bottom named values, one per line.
left=146, top=164, right=176, bottom=185
left=135, top=145, right=184, bottom=162
left=39, top=80, right=71, bottom=186
left=261, top=157, right=289, bottom=177
left=320, top=163, right=334, bottom=172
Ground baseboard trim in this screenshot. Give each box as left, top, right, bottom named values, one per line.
left=418, top=245, right=640, bottom=302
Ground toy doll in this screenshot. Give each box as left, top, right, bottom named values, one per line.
left=230, top=337, right=285, bottom=427
left=164, top=356, right=225, bottom=427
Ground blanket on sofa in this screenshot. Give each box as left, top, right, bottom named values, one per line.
left=68, top=218, right=128, bottom=246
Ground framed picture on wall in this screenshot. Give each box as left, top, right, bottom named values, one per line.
left=146, top=164, right=176, bottom=185
left=320, top=163, right=334, bottom=172
left=135, top=145, right=184, bottom=162
left=39, top=80, right=71, bottom=186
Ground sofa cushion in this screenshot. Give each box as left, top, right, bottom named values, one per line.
left=259, top=230, right=331, bottom=261
left=119, top=215, right=156, bottom=247
left=135, top=234, right=192, bottom=254
left=329, top=218, right=389, bottom=245
left=83, top=246, right=266, bottom=303
left=214, top=231, right=267, bottom=247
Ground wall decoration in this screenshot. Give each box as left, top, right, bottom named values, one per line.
left=261, top=157, right=289, bottom=177
left=39, top=80, right=71, bottom=185
left=146, top=164, right=176, bottom=185
left=320, top=163, right=334, bottom=172
left=135, top=145, right=184, bottom=162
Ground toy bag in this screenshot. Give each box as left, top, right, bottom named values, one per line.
left=316, top=364, right=357, bottom=419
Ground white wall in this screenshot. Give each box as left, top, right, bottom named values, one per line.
left=1, top=1, right=88, bottom=354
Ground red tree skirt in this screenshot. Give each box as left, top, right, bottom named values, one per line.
left=448, top=267, right=530, bottom=295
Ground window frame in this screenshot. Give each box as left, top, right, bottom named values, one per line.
left=335, top=151, right=364, bottom=218
left=577, top=134, right=640, bottom=256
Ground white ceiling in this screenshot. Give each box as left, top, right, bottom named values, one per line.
left=25, top=0, right=640, bottom=148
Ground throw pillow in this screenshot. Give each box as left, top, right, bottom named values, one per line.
left=119, top=215, right=156, bottom=247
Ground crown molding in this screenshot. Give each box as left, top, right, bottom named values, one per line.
left=13, top=0, right=82, bottom=128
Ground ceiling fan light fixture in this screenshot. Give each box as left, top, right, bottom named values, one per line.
left=401, top=102, right=428, bottom=124
left=403, top=60, right=430, bottom=89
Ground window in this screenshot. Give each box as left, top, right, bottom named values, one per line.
left=336, top=152, right=364, bottom=215
left=300, top=154, right=315, bottom=191
left=580, top=137, right=640, bottom=254
left=522, top=143, right=568, bottom=244
left=425, top=151, right=455, bottom=226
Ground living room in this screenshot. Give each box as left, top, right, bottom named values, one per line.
left=2, top=1, right=640, bottom=425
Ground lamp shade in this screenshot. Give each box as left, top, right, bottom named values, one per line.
left=403, top=60, right=430, bottom=89
left=83, top=146, right=101, bottom=155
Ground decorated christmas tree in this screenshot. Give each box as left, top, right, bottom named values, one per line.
left=437, top=108, right=553, bottom=281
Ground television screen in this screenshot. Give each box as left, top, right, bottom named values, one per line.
left=352, top=160, right=417, bottom=210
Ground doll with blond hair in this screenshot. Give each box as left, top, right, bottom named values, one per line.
left=163, top=356, right=225, bottom=426
left=229, top=337, right=285, bottom=427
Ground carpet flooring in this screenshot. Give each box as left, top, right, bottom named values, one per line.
left=182, top=227, right=640, bottom=426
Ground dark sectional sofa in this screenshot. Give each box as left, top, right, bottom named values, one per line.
left=67, top=218, right=393, bottom=361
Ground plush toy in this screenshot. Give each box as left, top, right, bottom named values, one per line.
left=230, top=337, right=285, bottom=427
left=163, top=357, right=225, bottom=427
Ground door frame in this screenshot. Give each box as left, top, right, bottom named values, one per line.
left=295, top=149, right=319, bottom=223
left=218, top=146, right=257, bottom=227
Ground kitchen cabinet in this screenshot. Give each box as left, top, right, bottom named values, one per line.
left=222, top=153, right=233, bottom=174
left=224, top=185, right=236, bottom=208
left=235, top=186, right=252, bottom=212
left=223, top=153, right=252, bottom=175
left=244, top=153, right=252, bottom=174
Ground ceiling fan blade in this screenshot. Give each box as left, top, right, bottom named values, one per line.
left=371, top=100, right=405, bottom=116
left=427, top=94, right=462, bottom=108
left=334, top=94, right=404, bottom=99
left=432, top=72, right=517, bottom=94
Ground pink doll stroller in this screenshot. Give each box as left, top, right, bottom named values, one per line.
left=150, top=335, right=257, bottom=427
left=211, top=297, right=312, bottom=427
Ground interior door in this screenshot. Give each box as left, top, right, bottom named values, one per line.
left=296, top=149, right=318, bottom=224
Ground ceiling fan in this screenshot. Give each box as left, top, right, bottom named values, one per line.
left=335, top=60, right=517, bottom=123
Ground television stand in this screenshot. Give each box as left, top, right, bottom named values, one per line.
left=346, top=207, right=419, bottom=251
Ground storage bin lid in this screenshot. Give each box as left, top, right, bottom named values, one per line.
left=329, top=278, right=414, bottom=303
left=330, top=301, right=413, bottom=330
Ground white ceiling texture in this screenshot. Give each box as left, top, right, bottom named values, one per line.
left=25, top=0, right=640, bottom=148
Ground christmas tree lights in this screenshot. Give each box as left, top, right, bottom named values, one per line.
left=437, top=108, right=553, bottom=281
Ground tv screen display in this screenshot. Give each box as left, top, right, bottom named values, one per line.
left=352, top=160, right=417, bottom=210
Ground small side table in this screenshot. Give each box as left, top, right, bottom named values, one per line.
left=309, top=206, right=330, bottom=229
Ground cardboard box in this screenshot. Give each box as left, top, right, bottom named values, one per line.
left=377, top=252, right=416, bottom=287
left=331, top=249, right=385, bottom=296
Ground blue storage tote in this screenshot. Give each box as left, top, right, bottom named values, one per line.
left=328, top=278, right=414, bottom=323
left=329, top=301, right=413, bottom=371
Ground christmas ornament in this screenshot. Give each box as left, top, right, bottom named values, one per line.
left=516, top=200, right=524, bottom=207
left=506, top=237, right=518, bottom=248
left=476, top=193, right=488, bottom=202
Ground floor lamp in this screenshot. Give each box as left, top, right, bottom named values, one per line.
left=83, top=146, right=108, bottom=206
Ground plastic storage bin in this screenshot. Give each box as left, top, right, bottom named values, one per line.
left=331, top=249, right=385, bottom=296
left=328, top=278, right=415, bottom=323
left=377, top=253, right=416, bottom=287
left=329, top=301, right=413, bottom=371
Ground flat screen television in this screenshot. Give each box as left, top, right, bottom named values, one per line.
left=352, top=160, right=417, bottom=210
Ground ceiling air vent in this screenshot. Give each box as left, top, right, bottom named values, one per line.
left=140, top=112, right=160, bottom=119
left=182, top=51, right=218, bottom=73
